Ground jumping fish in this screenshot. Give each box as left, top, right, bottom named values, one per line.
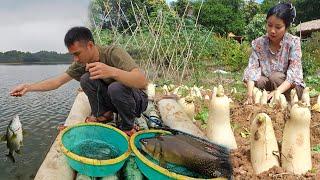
left=1, top=115, right=23, bottom=162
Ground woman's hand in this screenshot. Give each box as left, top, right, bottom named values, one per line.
left=244, top=80, right=255, bottom=105
left=267, top=91, right=275, bottom=101
left=244, top=95, right=253, bottom=105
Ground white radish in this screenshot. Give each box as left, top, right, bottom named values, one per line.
left=147, top=83, right=156, bottom=100
left=178, top=96, right=195, bottom=120
left=270, top=89, right=281, bottom=106
left=231, top=87, right=237, bottom=94
left=168, top=84, right=175, bottom=92
left=253, top=87, right=260, bottom=97
left=207, top=85, right=237, bottom=149
left=211, top=86, right=218, bottom=103
left=281, top=104, right=312, bottom=174
left=290, top=89, right=298, bottom=106
left=204, top=95, right=210, bottom=101
left=254, top=89, right=262, bottom=104
left=260, top=90, right=268, bottom=105
left=172, top=86, right=180, bottom=96
left=190, top=85, right=202, bottom=99
left=250, top=113, right=279, bottom=174
left=162, top=85, right=169, bottom=95
left=279, top=94, right=288, bottom=110
left=301, top=87, right=310, bottom=107
left=311, top=95, right=320, bottom=112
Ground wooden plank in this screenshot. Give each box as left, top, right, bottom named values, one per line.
left=35, top=92, right=91, bottom=180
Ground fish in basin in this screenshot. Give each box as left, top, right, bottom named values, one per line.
left=139, top=134, right=232, bottom=178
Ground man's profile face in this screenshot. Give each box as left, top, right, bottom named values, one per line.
left=68, top=41, right=93, bottom=64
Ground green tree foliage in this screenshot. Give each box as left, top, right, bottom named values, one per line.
left=171, top=0, right=190, bottom=18
left=242, top=0, right=260, bottom=24
left=0, top=51, right=71, bottom=64
left=193, top=0, right=246, bottom=35
left=244, top=14, right=266, bottom=42
left=301, top=32, right=320, bottom=75
left=295, top=0, right=320, bottom=23
left=260, top=0, right=279, bottom=14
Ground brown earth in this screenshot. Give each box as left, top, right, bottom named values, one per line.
left=228, top=97, right=320, bottom=179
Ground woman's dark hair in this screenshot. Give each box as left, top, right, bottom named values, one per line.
left=64, top=26, right=94, bottom=47
left=266, top=3, right=296, bottom=28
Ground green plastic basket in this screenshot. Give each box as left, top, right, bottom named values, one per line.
left=130, top=130, right=226, bottom=180
left=59, top=123, right=130, bottom=177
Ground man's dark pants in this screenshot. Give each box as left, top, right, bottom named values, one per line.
left=80, top=73, right=148, bottom=131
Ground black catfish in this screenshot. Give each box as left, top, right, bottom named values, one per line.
left=140, top=135, right=232, bottom=179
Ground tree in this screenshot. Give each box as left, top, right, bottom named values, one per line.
left=260, top=0, right=279, bottom=14
left=193, top=0, right=246, bottom=35
left=244, top=14, right=267, bottom=42
left=242, top=0, right=261, bottom=24
left=295, top=0, right=320, bottom=23
left=171, top=0, right=191, bottom=18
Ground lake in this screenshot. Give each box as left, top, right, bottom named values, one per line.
left=0, top=64, right=79, bottom=179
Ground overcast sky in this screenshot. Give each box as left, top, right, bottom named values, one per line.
left=0, top=0, right=90, bottom=53
left=0, top=0, right=263, bottom=53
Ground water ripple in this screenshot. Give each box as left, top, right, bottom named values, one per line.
left=0, top=64, right=79, bottom=179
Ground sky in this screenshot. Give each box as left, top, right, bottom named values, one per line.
left=1, top=0, right=263, bottom=53
left=0, top=0, right=90, bottom=53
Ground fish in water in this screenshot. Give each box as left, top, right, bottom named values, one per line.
left=3, top=115, right=23, bottom=162
left=140, top=135, right=232, bottom=179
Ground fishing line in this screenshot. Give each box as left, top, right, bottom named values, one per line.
left=95, top=79, right=101, bottom=118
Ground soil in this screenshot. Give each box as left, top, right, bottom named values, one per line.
left=228, top=97, right=320, bottom=179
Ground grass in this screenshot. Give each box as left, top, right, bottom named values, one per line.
left=312, top=144, right=320, bottom=153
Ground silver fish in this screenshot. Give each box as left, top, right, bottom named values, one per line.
left=5, top=115, right=23, bottom=162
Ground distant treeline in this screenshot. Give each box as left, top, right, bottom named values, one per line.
left=0, top=50, right=72, bottom=64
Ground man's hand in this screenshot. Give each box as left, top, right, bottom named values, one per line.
left=86, top=62, right=116, bottom=80
left=10, top=84, right=30, bottom=97
left=244, top=95, right=253, bottom=105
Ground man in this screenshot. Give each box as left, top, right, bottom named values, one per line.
left=10, top=26, right=148, bottom=136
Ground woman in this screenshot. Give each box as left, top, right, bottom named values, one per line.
left=243, top=3, right=305, bottom=104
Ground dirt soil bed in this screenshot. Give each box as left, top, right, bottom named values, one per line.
left=226, top=97, right=320, bottom=179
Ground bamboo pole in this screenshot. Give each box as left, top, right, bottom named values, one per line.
left=35, top=92, right=91, bottom=180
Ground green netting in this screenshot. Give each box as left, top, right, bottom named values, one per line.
left=71, top=139, right=119, bottom=160
left=61, top=124, right=129, bottom=177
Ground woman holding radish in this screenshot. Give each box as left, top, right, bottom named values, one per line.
left=243, top=3, right=305, bottom=104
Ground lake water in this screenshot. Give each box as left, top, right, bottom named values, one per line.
left=0, top=64, right=79, bottom=179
